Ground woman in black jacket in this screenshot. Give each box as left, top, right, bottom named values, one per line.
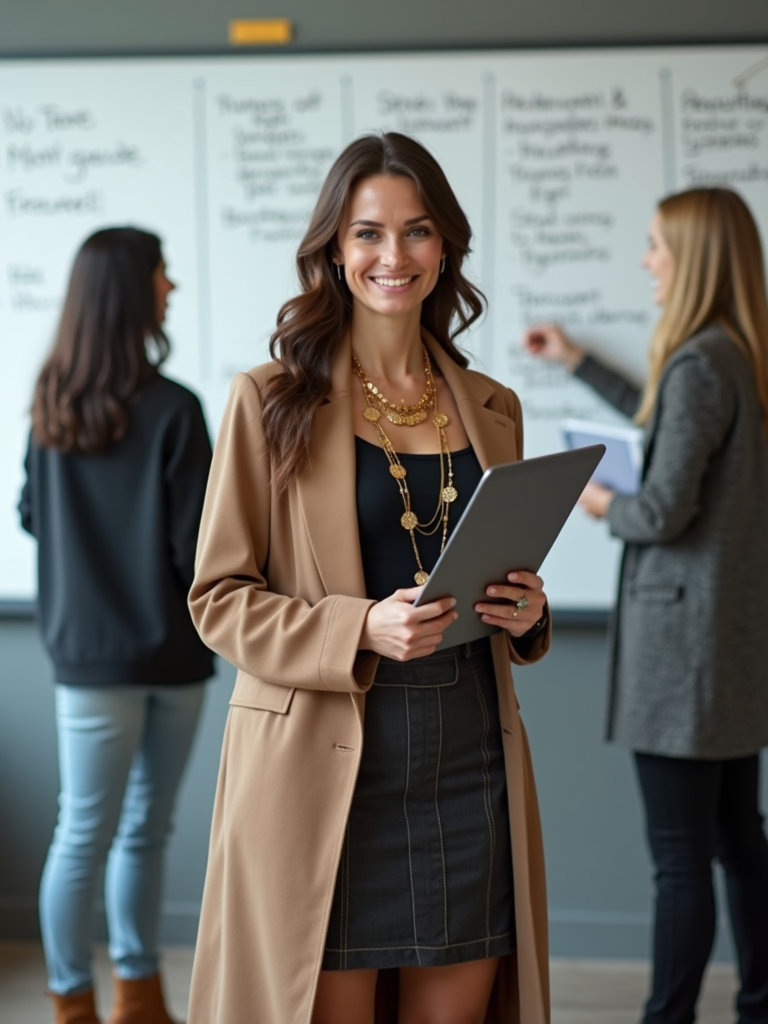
left=524, top=188, right=768, bottom=1024
left=19, top=228, right=214, bottom=1024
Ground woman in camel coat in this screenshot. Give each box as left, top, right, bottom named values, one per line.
left=188, top=133, right=552, bottom=1024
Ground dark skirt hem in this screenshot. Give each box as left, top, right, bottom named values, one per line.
left=321, top=930, right=516, bottom=971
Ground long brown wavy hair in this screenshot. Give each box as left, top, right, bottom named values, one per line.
left=262, top=132, right=486, bottom=493
left=31, top=227, right=169, bottom=453
left=636, top=188, right=768, bottom=433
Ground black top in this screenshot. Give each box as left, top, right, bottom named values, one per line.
left=18, top=374, right=215, bottom=686
left=355, top=435, right=484, bottom=601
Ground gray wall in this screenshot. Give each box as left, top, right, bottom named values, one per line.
left=0, top=0, right=766, bottom=54
left=2, top=0, right=767, bottom=961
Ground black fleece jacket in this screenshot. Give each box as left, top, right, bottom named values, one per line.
left=19, top=374, right=215, bottom=686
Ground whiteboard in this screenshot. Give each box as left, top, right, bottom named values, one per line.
left=2, top=46, right=767, bottom=608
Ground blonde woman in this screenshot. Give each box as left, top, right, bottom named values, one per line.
left=524, top=188, right=768, bottom=1024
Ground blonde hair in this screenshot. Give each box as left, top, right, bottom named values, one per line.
left=636, top=187, right=768, bottom=434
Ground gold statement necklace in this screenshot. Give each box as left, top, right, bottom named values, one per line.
left=353, top=345, right=458, bottom=586
left=355, top=344, right=437, bottom=426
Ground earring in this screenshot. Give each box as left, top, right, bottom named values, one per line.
left=334, top=261, right=342, bottom=281
left=440, top=255, right=446, bottom=275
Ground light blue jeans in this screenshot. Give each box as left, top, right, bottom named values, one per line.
left=40, top=683, right=205, bottom=995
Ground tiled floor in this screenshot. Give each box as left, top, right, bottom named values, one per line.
left=0, top=942, right=737, bottom=1023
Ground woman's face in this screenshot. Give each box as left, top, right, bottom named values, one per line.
left=642, top=213, right=675, bottom=306
left=152, top=256, right=176, bottom=325
left=335, top=174, right=444, bottom=320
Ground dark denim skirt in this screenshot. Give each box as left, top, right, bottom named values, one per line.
left=323, top=637, right=515, bottom=971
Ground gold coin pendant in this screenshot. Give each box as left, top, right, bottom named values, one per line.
left=414, top=571, right=429, bottom=585
left=400, top=511, right=418, bottom=530
left=433, top=412, right=449, bottom=428
left=389, top=464, right=407, bottom=479
left=442, top=486, right=458, bottom=503
left=363, top=407, right=381, bottom=422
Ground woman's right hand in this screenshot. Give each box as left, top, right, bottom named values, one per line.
left=360, top=588, right=458, bottom=661
left=522, top=323, right=585, bottom=372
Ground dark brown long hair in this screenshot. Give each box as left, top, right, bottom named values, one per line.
left=31, top=227, right=169, bottom=453
left=262, top=132, right=486, bottom=493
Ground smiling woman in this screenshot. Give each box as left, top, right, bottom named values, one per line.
left=523, top=188, right=768, bottom=1024
left=641, top=212, right=675, bottom=306
left=259, top=131, right=485, bottom=494
left=187, top=133, right=552, bottom=1024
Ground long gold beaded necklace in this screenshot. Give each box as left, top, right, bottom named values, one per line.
left=353, top=346, right=458, bottom=586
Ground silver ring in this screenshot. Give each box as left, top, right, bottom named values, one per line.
left=515, top=595, right=529, bottom=610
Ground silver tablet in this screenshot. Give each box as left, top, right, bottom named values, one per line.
left=413, top=444, right=605, bottom=649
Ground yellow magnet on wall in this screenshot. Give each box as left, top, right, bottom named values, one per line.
left=228, top=19, right=293, bottom=45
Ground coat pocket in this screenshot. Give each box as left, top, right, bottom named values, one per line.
left=629, top=583, right=684, bottom=602
left=229, top=672, right=296, bottom=714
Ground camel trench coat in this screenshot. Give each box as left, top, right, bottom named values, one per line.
left=187, top=333, right=552, bottom=1024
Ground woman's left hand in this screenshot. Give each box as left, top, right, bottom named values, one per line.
left=578, top=480, right=614, bottom=519
left=474, top=570, right=547, bottom=638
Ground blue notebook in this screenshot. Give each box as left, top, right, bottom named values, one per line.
left=560, top=418, right=643, bottom=496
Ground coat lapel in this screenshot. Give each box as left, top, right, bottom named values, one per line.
left=427, top=335, right=518, bottom=471
left=297, top=333, right=519, bottom=599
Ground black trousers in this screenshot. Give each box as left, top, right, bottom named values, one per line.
left=635, top=752, right=768, bottom=1024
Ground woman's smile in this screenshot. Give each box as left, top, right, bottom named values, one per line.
left=370, top=273, right=418, bottom=290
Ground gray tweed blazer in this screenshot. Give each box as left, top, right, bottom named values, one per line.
left=575, top=325, right=768, bottom=758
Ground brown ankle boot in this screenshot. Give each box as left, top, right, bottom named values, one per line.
left=106, top=974, right=180, bottom=1024
left=48, top=989, right=102, bottom=1024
